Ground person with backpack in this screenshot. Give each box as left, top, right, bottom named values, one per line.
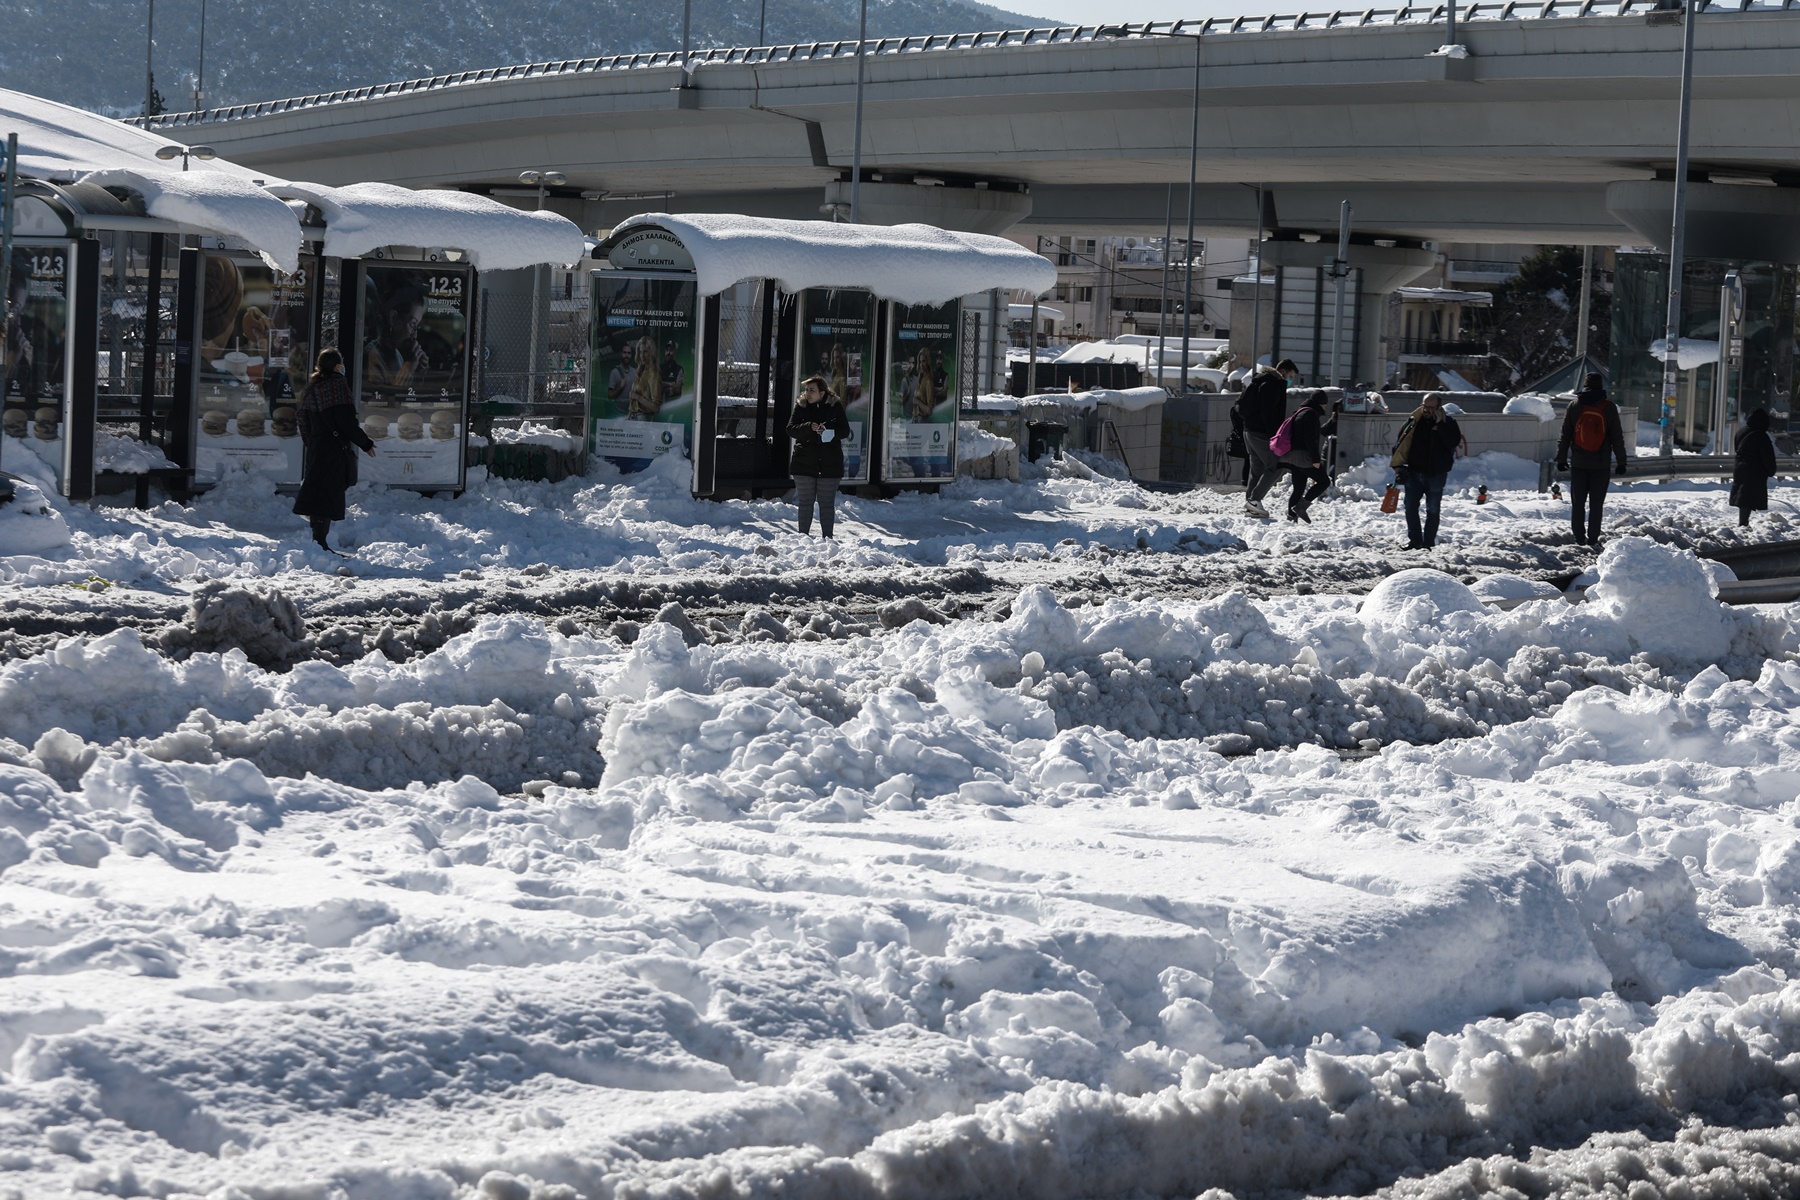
left=1555, top=373, right=1628, bottom=546
left=1271, top=388, right=1333, bottom=523
left=1390, top=391, right=1462, bottom=550
left=1237, top=358, right=1298, bottom=518
left=1731, top=407, right=1779, bottom=529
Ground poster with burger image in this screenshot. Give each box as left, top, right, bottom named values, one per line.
left=586, top=272, right=697, bottom=469
left=797, top=288, right=875, bottom=485
left=355, top=264, right=470, bottom=488
left=192, top=253, right=315, bottom=485
left=2, top=243, right=73, bottom=488
left=884, top=300, right=959, bottom=483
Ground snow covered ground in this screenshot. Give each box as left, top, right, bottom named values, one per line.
left=5, top=448, right=1800, bottom=1200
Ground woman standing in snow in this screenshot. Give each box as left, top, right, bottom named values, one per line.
left=1276, top=389, right=1333, bottom=523
left=292, top=348, right=376, bottom=553
left=1731, top=407, right=1779, bottom=529
left=788, top=375, right=851, bottom=539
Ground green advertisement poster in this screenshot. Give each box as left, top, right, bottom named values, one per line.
left=2, top=242, right=73, bottom=489
left=885, top=300, right=959, bottom=483
left=355, top=263, right=471, bottom=489
left=588, top=272, right=697, bottom=465
left=798, top=288, right=875, bottom=485
left=193, top=252, right=316, bottom=486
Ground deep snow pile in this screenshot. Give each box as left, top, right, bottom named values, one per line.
left=8, top=488, right=1800, bottom=1200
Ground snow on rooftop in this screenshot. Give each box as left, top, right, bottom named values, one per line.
left=609, top=212, right=1058, bottom=304
left=269, top=181, right=586, bottom=271
left=2, top=89, right=303, bottom=273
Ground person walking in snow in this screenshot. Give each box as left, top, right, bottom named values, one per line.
left=1237, top=358, right=1298, bottom=517
left=1276, top=388, right=1333, bottom=523
left=292, top=348, right=376, bottom=553
left=788, top=374, right=851, bottom=539
left=1731, top=407, right=1779, bottom=529
left=1555, top=372, right=1628, bottom=547
left=1392, top=391, right=1462, bottom=550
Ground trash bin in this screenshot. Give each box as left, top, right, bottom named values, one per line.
left=1027, top=421, right=1067, bottom=463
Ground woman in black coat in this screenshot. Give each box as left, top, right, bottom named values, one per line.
left=787, top=374, right=851, bottom=539
left=1277, top=389, right=1333, bottom=522
left=292, top=348, right=376, bottom=552
left=1731, top=407, right=1779, bottom=528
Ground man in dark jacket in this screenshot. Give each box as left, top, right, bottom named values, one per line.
left=1238, top=358, right=1298, bottom=517
left=1555, top=373, right=1629, bottom=546
left=1395, top=391, right=1462, bottom=549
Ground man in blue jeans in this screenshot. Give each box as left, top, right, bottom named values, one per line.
left=1393, top=392, right=1462, bottom=549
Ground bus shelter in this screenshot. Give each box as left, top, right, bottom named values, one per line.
left=589, top=213, right=1054, bottom=497
left=1, top=89, right=583, bottom=505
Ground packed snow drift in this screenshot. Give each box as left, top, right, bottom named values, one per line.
left=3, top=447, right=1800, bottom=1200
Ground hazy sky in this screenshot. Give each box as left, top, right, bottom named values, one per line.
left=1007, top=0, right=1279, bottom=23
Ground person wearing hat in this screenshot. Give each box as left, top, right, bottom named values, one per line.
left=292, top=348, right=376, bottom=553
left=1555, top=372, right=1628, bottom=547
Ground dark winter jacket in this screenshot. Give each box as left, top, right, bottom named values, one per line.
left=1556, top=386, right=1628, bottom=474
left=292, top=372, right=375, bottom=521
left=1236, top=365, right=1290, bottom=436
left=787, top=397, right=851, bottom=478
left=1401, top=406, right=1462, bottom=477
left=1278, top=393, right=1331, bottom=465
left=1731, top=408, right=1779, bottom=512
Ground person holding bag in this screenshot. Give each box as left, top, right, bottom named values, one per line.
left=1271, top=388, right=1332, bottom=523
left=787, top=374, right=851, bottom=539
left=1391, top=391, right=1461, bottom=550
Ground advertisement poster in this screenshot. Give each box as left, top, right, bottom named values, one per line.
left=587, top=272, right=697, bottom=466
left=356, top=264, right=470, bottom=489
left=2, top=243, right=72, bottom=487
left=885, top=300, right=959, bottom=483
left=798, top=288, right=875, bottom=485
left=193, top=253, right=316, bottom=485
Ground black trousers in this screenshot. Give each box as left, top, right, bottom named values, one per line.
left=1288, top=464, right=1330, bottom=513
left=1569, top=466, right=1610, bottom=543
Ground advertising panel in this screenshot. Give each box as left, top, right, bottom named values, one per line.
left=355, top=264, right=470, bottom=489
left=797, top=288, right=875, bottom=485
left=1, top=243, right=74, bottom=487
left=587, top=272, right=697, bottom=466
left=884, top=300, right=959, bottom=483
left=192, top=252, right=316, bottom=485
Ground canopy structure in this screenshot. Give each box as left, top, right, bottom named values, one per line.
left=605, top=213, right=1056, bottom=304
left=269, top=181, right=585, bottom=271
left=2, top=89, right=303, bottom=271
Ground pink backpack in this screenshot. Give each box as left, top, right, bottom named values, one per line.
left=1269, top=410, right=1300, bottom=457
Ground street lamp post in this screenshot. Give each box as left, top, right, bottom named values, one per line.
left=145, top=0, right=156, bottom=118
left=519, top=169, right=566, bottom=404
left=154, top=144, right=216, bottom=171
left=850, top=0, right=868, bottom=223
left=194, top=0, right=207, bottom=110
left=1658, top=0, right=1700, bottom=457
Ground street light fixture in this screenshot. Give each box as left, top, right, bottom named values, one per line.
left=154, top=144, right=216, bottom=171
left=1656, top=0, right=1700, bottom=457
left=519, top=170, right=566, bottom=404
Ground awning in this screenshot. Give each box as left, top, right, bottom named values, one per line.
left=2, top=89, right=303, bottom=272
left=268, top=182, right=586, bottom=271
left=603, top=213, right=1057, bottom=304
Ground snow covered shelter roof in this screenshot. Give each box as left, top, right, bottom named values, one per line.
left=3, top=89, right=304, bottom=271
left=604, top=213, right=1057, bottom=304
left=267, top=182, right=586, bottom=271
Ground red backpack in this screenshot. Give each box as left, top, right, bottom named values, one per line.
left=1573, top=404, right=1607, bottom=453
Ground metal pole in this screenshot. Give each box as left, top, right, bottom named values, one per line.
left=1250, top=182, right=1265, bottom=377
left=850, top=0, right=867, bottom=223
left=527, top=179, right=547, bottom=404
left=1157, top=183, right=1172, bottom=392
left=1447, top=0, right=1457, bottom=47
left=0, top=134, right=16, bottom=475
left=682, top=0, right=691, bottom=58
left=1028, top=298, right=1040, bottom=395
left=1573, top=244, right=1593, bottom=363
left=145, top=0, right=156, bottom=118
left=194, top=0, right=206, bottom=110
left=1179, top=34, right=1200, bottom=393
left=759, top=0, right=768, bottom=45
left=1713, top=269, right=1740, bottom=448
left=1330, top=200, right=1351, bottom=389
left=1659, top=0, right=1699, bottom=457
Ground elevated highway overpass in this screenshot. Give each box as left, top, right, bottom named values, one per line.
left=142, top=1, right=1800, bottom=250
